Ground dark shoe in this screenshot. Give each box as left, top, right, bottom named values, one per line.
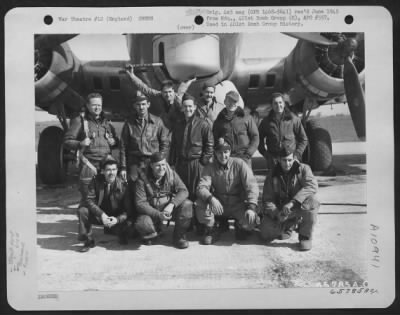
left=173, top=234, right=189, bottom=249
left=299, top=234, right=312, bottom=251
left=278, top=230, right=293, bottom=240
left=79, top=239, right=95, bottom=253
left=202, top=226, right=220, bottom=245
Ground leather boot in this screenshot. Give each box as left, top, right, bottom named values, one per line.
left=202, top=226, right=220, bottom=245
left=173, top=228, right=189, bottom=249
left=299, top=234, right=312, bottom=251
left=79, top=238, right=95, bottom=253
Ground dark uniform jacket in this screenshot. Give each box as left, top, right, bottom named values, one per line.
left=64, top=111, right=118, bottom=164
left=258, top=108, right=308, bottom=160
left=85, top=174, right=133, bottom=223
left=135, top=164, right=189, bottom=221
left=213, top=107, right=260, bottom=159
left=171, top=113, right=214, bottom=166
left=119, top=113, right=170, bottom=170
left=262, top=160, right=319, bottom=213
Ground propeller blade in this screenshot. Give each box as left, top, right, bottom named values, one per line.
left=343, top=56, right=366, bottom=139
left=283, top=32, right=338, bottom=46
left=34, top=34, right=78, bottom=50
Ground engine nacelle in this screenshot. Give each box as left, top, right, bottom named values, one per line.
left=285, top=40, right=365, bottom=104
left=35, top=43, right=85, bottom=115
left=153, top=34, right=221, bottom=81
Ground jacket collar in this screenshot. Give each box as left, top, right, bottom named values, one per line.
left=97, top=174, right=124, bottom=191
left=200, top=97, right=219, bottom=109
left=146, top=162, right=174, bottom=184
left=84, top=110, right=106, bottom=122
left=272, top=160, right=301, bottom=177
left=163, top=96, right=181, bottom=112
left=217, top=107, right=245, bottom=121
left=268, top=106, right=293, bottom=121
left=130, top=112, right=156, bottom=124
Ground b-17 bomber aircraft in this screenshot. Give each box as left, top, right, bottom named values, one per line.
left=34, top=32, right=365, bottom=184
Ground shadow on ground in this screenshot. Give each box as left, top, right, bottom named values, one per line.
left=37, top=220, right=141, bottom=251
left=332, top=154, right=366, bottom=175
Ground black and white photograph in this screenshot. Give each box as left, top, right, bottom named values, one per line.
left=5, top=6, right=395, bottom=310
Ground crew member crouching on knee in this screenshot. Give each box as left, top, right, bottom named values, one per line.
left=77, top=155, right=134, bottom=252
left=134, top=152, right=193, bottom=249
left=260, top=145, right=320, bottom=251
left=195, top=137, right=260, bottom=245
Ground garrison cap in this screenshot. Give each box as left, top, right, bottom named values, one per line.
left=225, top=90, right=240, bottom=103
left=202, top=82, right=215, bottom=90
left=150, top=152, right=166, bottom=164
left=132, top=90, right=149, bottom=103
left=214, top=137, right=232, bottom=151
left=278, top=144, right=295, bottom=157
left=182, top=93, right=196, bottom=103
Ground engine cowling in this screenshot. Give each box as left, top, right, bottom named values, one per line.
left=285, top=39, right=365, bottom=103
left=35, top=43, right=85, bottom=115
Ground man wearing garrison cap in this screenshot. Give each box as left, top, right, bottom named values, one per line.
left=134, top=152, right=193, bottom=249
left=197, top=83, right=225, bottom=123
left=260, top=145, right=320, bottom=251
left=213, top=90, right=259, bottom=167
left=125, top=64, right=196, bottom=133
left=119, top=90, right=170, bottom=185
left=195, top=137, right=260, bottom=245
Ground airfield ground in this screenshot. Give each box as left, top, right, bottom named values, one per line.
left=36, top=140, right=367, bottom=291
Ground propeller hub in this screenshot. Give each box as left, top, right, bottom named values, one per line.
left=328, top=37, right=358, bottom=65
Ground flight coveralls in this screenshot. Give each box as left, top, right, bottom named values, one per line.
left=213, top=107, right=260, bottom=166
left=64, top=111, right=118, bottom=204
left=196, top=157, right=259, bottom=230
left=260, top=160, right=320, bottom=241
left=171, top=113, right=214, bottom=200
left=258, top=108, right=308, bottom=169
left=77, top=174, right=133, bottom=243
left=119, top=113, right=170, bottom=182
left=134, top=163, right=193, bottom=241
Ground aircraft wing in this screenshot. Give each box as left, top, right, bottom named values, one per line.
left=230, top=32, right=365, bottom=139
left=35, top=34, right=132, bottom=120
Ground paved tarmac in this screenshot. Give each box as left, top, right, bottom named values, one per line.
left=36, top=142, right=367, bottom=291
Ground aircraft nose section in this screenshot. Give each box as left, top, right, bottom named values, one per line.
left=153, top=34, right=221, bottom=81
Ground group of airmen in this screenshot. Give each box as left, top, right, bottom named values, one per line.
left=63, top=66, right=320, bottom=253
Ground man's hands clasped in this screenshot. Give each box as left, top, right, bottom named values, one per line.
left=101, top=213, right=118, bottom=228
